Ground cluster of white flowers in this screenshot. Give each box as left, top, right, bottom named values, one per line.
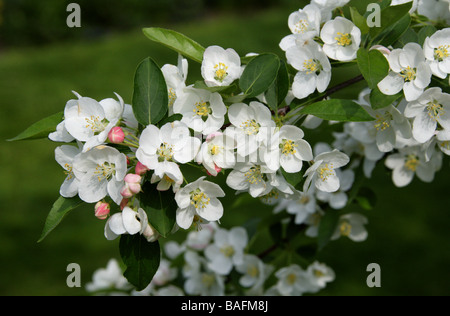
left=40, top=0, right=450, bottom=296
left=86, top=223, right=335, bottom=296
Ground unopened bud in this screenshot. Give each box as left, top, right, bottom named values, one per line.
left=206, top=164, right=222, bottom=176
left=94, top=201, right=110, bottom=220
left=135, top=162, right=149, bottom=175
left=370, top=45, right=390, bottom=57
left=121, top=174, right=142, bottom=198
left=108, top=126, right=125, bottom=144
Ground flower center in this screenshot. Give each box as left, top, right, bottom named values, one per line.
left=208, top=144, right=222, bottom=156
left=374, top=113, right=392, bottom=131
left=190, top=189, right=210, bottom=209
left=85, top=115, right=108, bottom=133
left=193, top=101, right=211, bottom=120
left=241, top=119, right=261, bottom=135
left=168, top=88, right=177, bottom=108
left=201, top=273, right=215, bottom=288
left=157, top=142, right=174, bottom=162
left=434, top=45, right=449, bottom=62
left=94, top=162, right=116, bottom=182
left=163, top=174, right=175, bottom=184
left=426, top=100, right=444, bottom=121
left=64, top=163, right=74, bottom=180
left=286, top=273, right=297, bottom=285
left=214, top=62, right=228, bottom=82
left=220, top=245, right=235, bottom=257
left=313, top=269, right=325, bottom=278
left=299, top=194, right=310, bottom=205
left=294, top=19, right=309, bottom=34
left=244, top=165, right=264, bottom=184
left=440, top=141, right=450, bottom=151
left=400, top=66, right=416, bottom=82
left=260, top=189, right=279, bottom=204
left=247, top=265, right=260, bottom=278
left=335, top=32, right=352, bottom=46
left=340, top=221, right=352, bottom=237
left=404, top=154, right=419, bottom=172
left=318, top=163, right=334, bottom=182
left=280, top=139, right=298, bottom=156
left=303, top=59, right=322, bottom=75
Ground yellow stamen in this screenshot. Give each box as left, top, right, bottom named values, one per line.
left=335, top=32, right=352, bottom=46
left=404, top=154, right=419, bottom=172
left=84, top=115, right=106, bottom=133
left=434, top=45, right=449, bottom=62
left=400, top=66, right=416, bottom=82
left=244, top=165, right=264, bottom=184
left=157, top=142, right=174, bottom=162
left=190, top=189, right=210, bottom=209
left=318, top=163, right=334, bottom=181
left=426, top=100, right=444, bottom=121
left=240, top=119, right=260, bottom=135
left=94, top=162, right=116, bottom=182
left=64, top=163, right=74, bottom=180
left=286, top=273, right=297, bottom=285
left=303, top=59, right=321, bottom=75
left=280, top=139, right=298, bottom=156
left=374, top=113, right=392, bottom=131
left=294, top=19, right=309, bottom=34
left=340, top=221, right=352, bottom=237
left=214, top=62, right=228, bottom=82
left=193, top=101, right=211, bottom=118
left=220, top=245, right=235, bottom=257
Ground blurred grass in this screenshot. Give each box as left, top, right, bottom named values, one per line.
left=1, top=5, right=449, bottom=296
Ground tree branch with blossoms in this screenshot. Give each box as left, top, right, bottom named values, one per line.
left=9, top=0, right=450, bottom=296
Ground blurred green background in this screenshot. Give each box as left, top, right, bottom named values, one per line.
left=1, top=0, right=449, bottom=296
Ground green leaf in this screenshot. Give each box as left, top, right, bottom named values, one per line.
left=417, top=25, right=437, bottom=46
left=138, top=181, right=177, bottom=237
left=378, top=14, right=411, bottom=47
left=299, top=99, right=374, bottom=122
left=265, top=59, right=289, bottom=111
left=370, top=87, right=403, bottom=110
left=132, top=57, right=168, bottom=126
left=354, top=187, right=377, bottom=210
left=317, top=210, right=339, bottom=251
left=281, top=168, right=303, bottom=189
left=38, top=196, right=85, bottom=243
left=120, top=234, right=161, bottom=291
left=395, top=25, right=417, bottom=48
left=369, top=2, right=412, bottom=41
left=142, top=27, right=205, bottom=63
left=157, top=113, right=182, bottom=127
left=239, top=53, right=280, bottom=98
left=350, top=7, right=369, bottom=34
left=357, top=48, right=389, bottom=89
left=8, top=111, right=63, bottom=142
left=193, top=80, right=236, bottom=93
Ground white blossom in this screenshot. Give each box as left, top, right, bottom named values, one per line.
left=286, top=41, right=332, bottom=99
left=404, top=87, right=450, bottom=143
left=162, top=54, right=188, bottom=115
left=320, top=17, right=361, bottom=62
left=378, top=43, right=432, bottom=101
left=304, top=149, right=350, bottom=193
left=424, top=28, right=450, bottom=79
left=173, top=87, right=226, bottom=135
left=175, top=176, right=225, bottom=229
left=136, top=121, right=201, bottom=184
left=331, top=213, right=368, bottom=242
left=204, top=227, right=248, bottom=275
left=72, top=145, right=127, bottom=204
left=201, top=45, right=241, bottom=87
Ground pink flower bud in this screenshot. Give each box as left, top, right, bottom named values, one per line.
left=108, top=126, right=125, bottom=144
left=135, top=162, right=149, bottom=175
left=94, top=201, right=110, bottom=220
left=369, top=45, right=391, bottom=57
left=120, top=185, right=134, bottom=199
left=206, top=131, right=223, bottom=142
left=206, top=164, right=222, bottom=176
left=121, top=174, right=142, bottom=198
